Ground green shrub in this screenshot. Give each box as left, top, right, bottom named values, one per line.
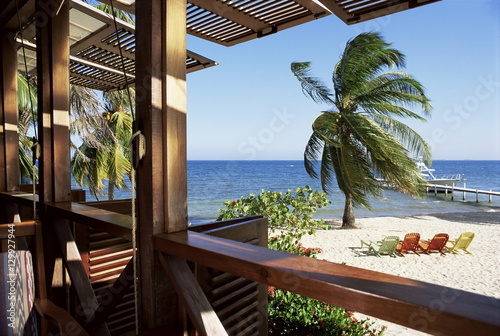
left=218, top=186, right=385, bottom=335
left=268, top=287, right=385, bottom=336
left=217, top=186, right=330, bottom=252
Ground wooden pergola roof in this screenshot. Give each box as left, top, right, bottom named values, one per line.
left=6, top=0, right=440, bottom=91
left=11, top=0, right=218, bottom=91
left=97, top=0, right=440, bottom=45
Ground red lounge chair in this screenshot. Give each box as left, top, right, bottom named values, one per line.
left=396, top=233, right=420, bottom=256
left=419, top=233, right=449, bottom=255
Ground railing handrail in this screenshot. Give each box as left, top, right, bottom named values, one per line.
left=3, top=192, right=499, bottom=335
left=154, top=230, right=500, bottom=336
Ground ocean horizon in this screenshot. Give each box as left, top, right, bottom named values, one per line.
left=75, top=160, right=500, bottom=225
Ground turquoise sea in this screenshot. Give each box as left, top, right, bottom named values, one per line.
left=78, top=160, right=500, bottom=225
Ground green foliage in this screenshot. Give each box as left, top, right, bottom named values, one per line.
left=218, top=187, right=384, bottom=335
left=217, top=186, right=330, bottom=252
left=268, top=288, right=386, bottom=336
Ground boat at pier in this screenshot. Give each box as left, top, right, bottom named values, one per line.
left=416, top=159, right=464, bottom=186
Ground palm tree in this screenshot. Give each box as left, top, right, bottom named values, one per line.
left=69, top=1, right=135, bottom=200
left=17, top=72, right=38, bottom=183
left=71, top=89, right=133, bottom=200
left=291, top=32, right=432, bottom=229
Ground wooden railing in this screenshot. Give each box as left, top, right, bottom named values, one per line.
left=1, top=191, right=499, bottom=336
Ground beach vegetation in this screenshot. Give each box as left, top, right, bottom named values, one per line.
left=291, top=32, right=432, bottom=228
left=218, top=187, right=384, bottom=335
left=268, top=287, right=386, bottom=336
left=217, top=186, right=330, bottom=252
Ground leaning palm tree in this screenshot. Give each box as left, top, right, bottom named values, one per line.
left=291, top=32, right=432, bottom=228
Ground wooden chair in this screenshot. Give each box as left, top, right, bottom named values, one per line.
left=368, top=236, right=400, bottom=257
left=0, top=221, right=89, bottom=336
left=396, top=233, right=420, bottom=256
left=419, top=233, right=449, bottom=255
left=446, top=232, right=475, bottom=254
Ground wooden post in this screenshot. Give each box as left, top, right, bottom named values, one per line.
left=136, top=0, right=188, bottom=330
left=36, top=0, right=71, bottom=205
left=35, top=0, right=71, bottom=308
left=0, top=32, right=20, bottom=192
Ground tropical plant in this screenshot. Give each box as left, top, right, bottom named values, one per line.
left=72, top=89, right=134, bottom=200
left=17, top=72, right=38, bottom=183
left=291, top=32, right=432, bottom=228
left=217, top=186, right=330, bottom=252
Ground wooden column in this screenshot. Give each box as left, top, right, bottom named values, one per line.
left=35, top=0, right=71, bottom=308
left=36, top=0, right=71, bottom=205
left=136, top=0, right=188, bottom=330
left=0, top=32, right=20, bottom=192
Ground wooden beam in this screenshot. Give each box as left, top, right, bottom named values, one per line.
left=52, top=218, right=111, bottom=335
left=135, top=0, right=166, bottom=330
left=0, top=32, right=19, bottom=191
left=163, top=0, right=188, bottom=233
left=154, top=230, right=500, bottom=336
left=159, top=255, right=228, bottom=336
left=46, top=201, right=132, bottom=241
left=36, top=0, right=71, bottom=205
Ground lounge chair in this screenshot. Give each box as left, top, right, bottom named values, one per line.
left=368, top=236, right=400, bottom=257
left=0, top=221, right=89, bottom=336
left=419, top=233, right=449, bottom=255
left=446, top=232, right=475, bottom=254
left=396, top=233, right=420, bottom=256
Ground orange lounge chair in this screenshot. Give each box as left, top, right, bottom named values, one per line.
left=446, top=232, right=475, bottom=254
left=419, top=233, right=449, bottom=255
left=396, top=233, right=420, bottom=256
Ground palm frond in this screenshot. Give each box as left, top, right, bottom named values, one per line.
left=291, top=62, right=333, bottom=105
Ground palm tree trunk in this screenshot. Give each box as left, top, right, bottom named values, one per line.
left=341, top=195, right=356, bottom=229
left=108, top=181, right=115, bottom=200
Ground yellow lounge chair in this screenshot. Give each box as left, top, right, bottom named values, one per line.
left=446, top=232, right=475, bottom=254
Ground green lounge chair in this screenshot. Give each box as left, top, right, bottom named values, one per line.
left=446, top=232, right=475, bottom=254
left=368, top=236, right=400, bottom=257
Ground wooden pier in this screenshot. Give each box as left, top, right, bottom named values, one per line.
left=424, top=183, right=500, bottom=202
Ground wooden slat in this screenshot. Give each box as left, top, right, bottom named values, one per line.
left=159, top=254, right=228, bottom=336
left=154, top=230, right=500, bottom=336
left=88, top=258, right=135, bottom=328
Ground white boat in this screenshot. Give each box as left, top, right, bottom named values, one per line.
left=416, top=160, right=463, bottom=186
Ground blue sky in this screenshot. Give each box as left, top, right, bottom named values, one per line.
left=186, top=0, right=499, bottom=161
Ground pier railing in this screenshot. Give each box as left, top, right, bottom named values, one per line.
left=424, top=183, right=500, bottom=202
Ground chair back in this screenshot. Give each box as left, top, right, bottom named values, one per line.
left=402, top=233, right=420, bottom=251
left=454, top=232, right=475, bottom=250
left=379, top=236, right=400, bottom=253
left=428, top=233, right=449, bottom=251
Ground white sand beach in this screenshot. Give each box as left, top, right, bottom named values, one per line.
left=299, top=211, right=500, bottom=336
